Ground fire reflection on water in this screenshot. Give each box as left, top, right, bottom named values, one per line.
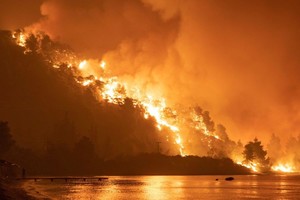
left=24, top=175, right=300, bottom=199
left=143, top=176, right=170, bottom=200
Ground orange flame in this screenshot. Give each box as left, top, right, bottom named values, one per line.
left=238, top=161, right=259, bottom=172
left=272, top=163, right=294, bottom=173
left=12, top=31, right=27, bottom=47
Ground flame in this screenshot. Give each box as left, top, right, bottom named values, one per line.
left=272, top=163, right=294, bottom=173
left=100, top=61, right=106, bottom=70
left=192, top=111, right=220, bottom=140
left=243, top=162, right=258, bottom=172
left=82, top=79, right=93, bottom=86
left=79, top=60, right=87, bottom=69
left=12, top=31, right=27, bottom=47
left=235, top=160, right=258, bottom=172
left=76, top=59, right=186, bottom=154
left=101, top=77, right=126, bottom=104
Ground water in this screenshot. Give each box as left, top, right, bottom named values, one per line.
left=23, top=175, right=300, bottom=200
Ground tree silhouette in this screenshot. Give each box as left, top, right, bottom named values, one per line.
left=0, top=121, right=15, bottom=157
left=243, top=138, right=270, bottom=172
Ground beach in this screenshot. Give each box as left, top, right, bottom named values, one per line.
left=0, top=179, right=37, bottom=200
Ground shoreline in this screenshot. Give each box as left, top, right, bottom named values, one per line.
left=0, top=179, right=38, bottom=200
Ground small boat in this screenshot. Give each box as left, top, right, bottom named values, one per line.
left=225, top=177, right=234, bottom=181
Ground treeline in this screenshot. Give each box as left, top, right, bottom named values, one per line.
left=1, top=121, right=250, bottom=175
left=102, top=154, right=250, bottom=175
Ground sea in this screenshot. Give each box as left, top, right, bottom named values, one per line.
left=22, top=175, right=300, bottom=200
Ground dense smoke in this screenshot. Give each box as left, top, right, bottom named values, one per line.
left=1, top=0, right=300, bottom=161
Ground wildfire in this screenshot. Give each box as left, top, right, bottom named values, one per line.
left=79, top=60, right=87, bottom=69
left=101, top=77, right=126, bottom=104
left=77, top=58, right=188, bottom=155
left=237, top=161, right=258, bottom=172
left=192, top=111, right=220, bottom=140
left=11, top=30, right=227, bottom=157
left=272, top=163, right=294, bottom=173
left=13, top=30, right=300, bottom=173
left=74, top=58, right=187, bottom=154
left=12, top=31, right=27, bottom=47
left=82, top=79, right=93, bottom=87
left=100, top=61, right=106, bottom=70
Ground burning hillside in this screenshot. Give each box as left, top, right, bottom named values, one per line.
left=12, top=30, right=231, bottom=157
left=0, top=29, right=298, bottom=174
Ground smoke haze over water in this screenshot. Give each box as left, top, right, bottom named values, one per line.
left=1, top=0, right=300, bottom=146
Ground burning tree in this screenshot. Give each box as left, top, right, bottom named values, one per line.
left=243, top=138, right=270, bottom=172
